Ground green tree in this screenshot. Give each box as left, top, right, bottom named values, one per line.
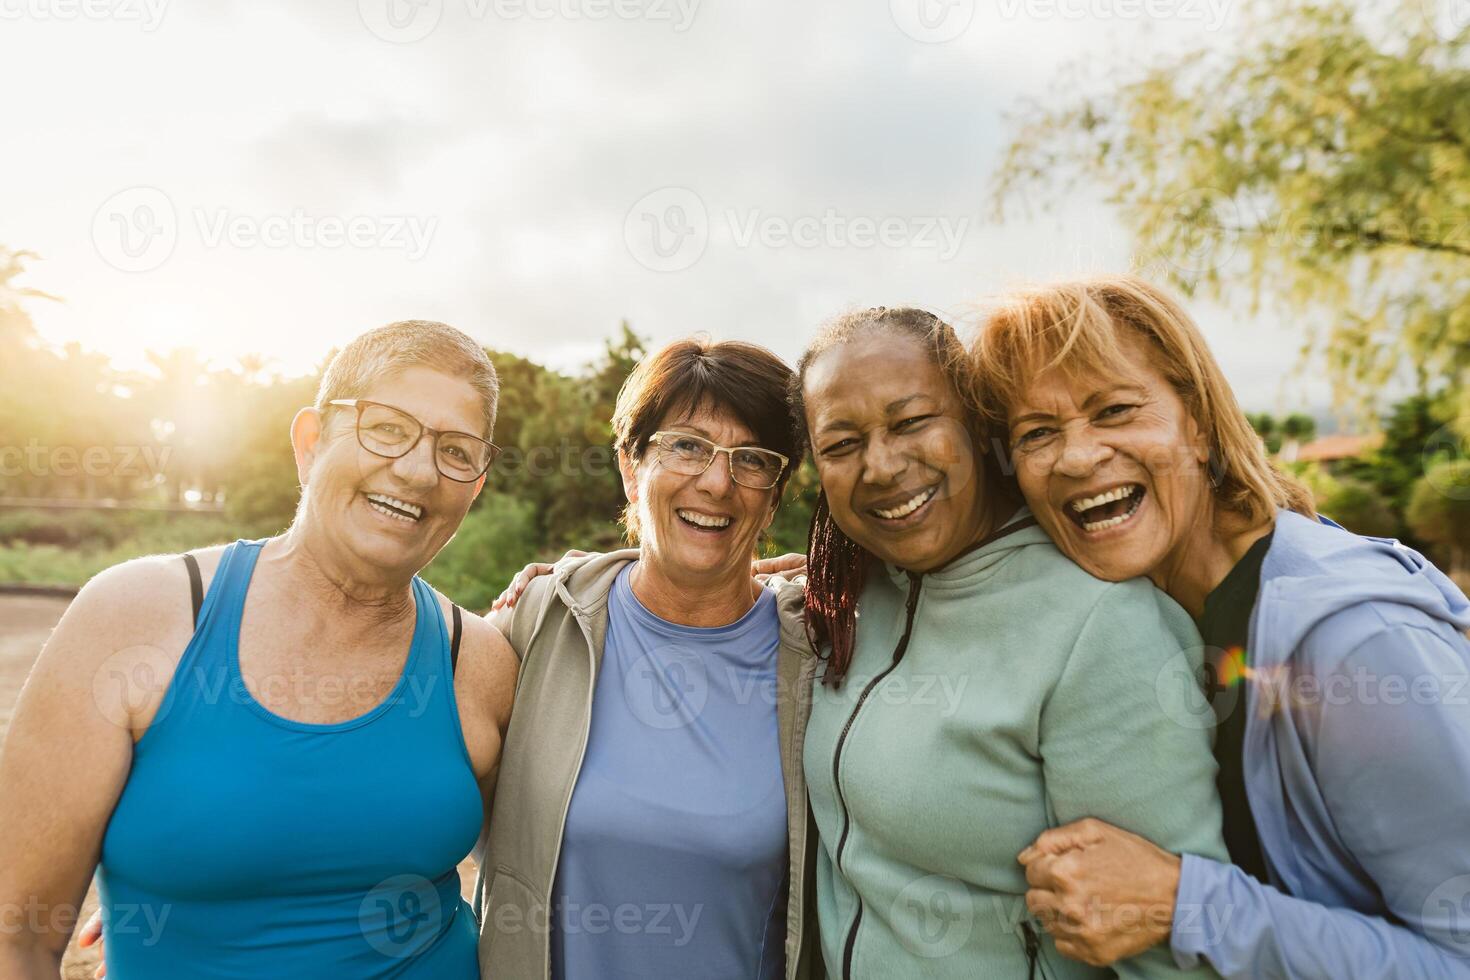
left=1319, top=478, right=1400, bottom=537
left=995, top=0, right=1470, bottom=425
left=1406, top=461, right=1470, bottom=576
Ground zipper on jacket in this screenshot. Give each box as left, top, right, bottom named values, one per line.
left=831, top=571, right=924, bottom=980
left=1020, top=921, right=1053, bottom=980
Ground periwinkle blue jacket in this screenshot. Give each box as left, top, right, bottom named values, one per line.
left=1170, top=510, right=1470, bottom=977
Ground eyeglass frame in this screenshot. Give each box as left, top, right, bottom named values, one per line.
left=327, top=398, right=501, bottom=483
left=646, top=430, right=791, bottom=490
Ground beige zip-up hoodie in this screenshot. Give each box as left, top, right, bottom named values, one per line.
left=473, top=550, right=824, bottom=980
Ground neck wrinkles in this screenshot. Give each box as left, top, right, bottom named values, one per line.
left=270, top=525, right=416, bottom=629
left=630, top=553, right=757, bottom=629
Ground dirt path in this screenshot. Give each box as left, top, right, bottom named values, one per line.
left=0, top=595, right=478, bottom=979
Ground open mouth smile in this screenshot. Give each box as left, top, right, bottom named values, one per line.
left=364, top=492, right=425, bottom=524
left=676, top=508, right=733, bottom=532
left=868, top=485, right=939, bottom=523
left=1066, top=483, right=1146, bottom=534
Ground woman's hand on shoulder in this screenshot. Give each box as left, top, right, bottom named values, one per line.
left=752, top=552, right=806, bottom=585
left=489, top=550, right=589, bottom=612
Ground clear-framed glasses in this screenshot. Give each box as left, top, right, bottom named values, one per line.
left=647, top=430, right=789, bottom=490
left=328, top=399, right=500, bottom=483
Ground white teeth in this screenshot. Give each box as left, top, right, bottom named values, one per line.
left=366, top=493, right=423, bottom=521
left=873, top=487, right=937, bottom=520
left=1071, top=485, right=1136, bottom=514
left=678, top=509, right=732, bottom=529
left=1082, top=513, right=1132, bottom=532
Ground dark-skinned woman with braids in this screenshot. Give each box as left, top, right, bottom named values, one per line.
left=794, top=306, right=1227, bottom=979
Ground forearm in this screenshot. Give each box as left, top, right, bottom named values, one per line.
left=1172, top=855, right=1470, bottom=979
left=0, top=940, right=64, bottom=979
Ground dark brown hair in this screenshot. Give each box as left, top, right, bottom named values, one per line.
left=792, top=307, right=1015, bottom=687
left=612, top=337, right=800, bottom=541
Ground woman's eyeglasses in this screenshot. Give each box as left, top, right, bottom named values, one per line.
left=647, top=431, right=789, bottom=490
left=328, top=399, right=500, bottom=483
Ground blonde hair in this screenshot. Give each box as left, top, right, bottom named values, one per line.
left=970, top=275, right=1313, bottom=525
left=316, top=320, right=499, bottom=438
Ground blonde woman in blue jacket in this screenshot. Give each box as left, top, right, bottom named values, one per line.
left=975, top=275, right=1470, bottom=978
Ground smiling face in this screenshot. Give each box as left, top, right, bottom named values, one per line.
left=1005, top=330, right=1213, bottom=583
left=803, top=332, right=987, bottom=573
left=293, top=364, right=486, bottom=581
left=620, top=401, right=781, bottom=589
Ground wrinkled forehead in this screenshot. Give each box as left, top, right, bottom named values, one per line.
left=1004, top=327, right=1164, bottom=414
left=804, top=334, right=954, bottom=424
left=357, top=366, right=488, bottom=436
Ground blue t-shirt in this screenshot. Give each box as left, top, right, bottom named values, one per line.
left=550, top=563, right=788, bottom=980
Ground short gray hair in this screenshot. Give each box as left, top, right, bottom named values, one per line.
left=315, top=320, right=499, bottom=437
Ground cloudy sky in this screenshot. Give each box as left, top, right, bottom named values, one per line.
left=3, top=0, right=1333, bottom=412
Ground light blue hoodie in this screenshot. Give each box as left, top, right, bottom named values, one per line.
left=1170, top=510, right=1470, bottom=978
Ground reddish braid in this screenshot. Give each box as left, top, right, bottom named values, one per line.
left=802, top=489, right=871, bottom=687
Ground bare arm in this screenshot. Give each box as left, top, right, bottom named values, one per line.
left=0, top=559, right=188, bottom=977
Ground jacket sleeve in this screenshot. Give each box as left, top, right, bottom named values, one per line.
left=1043, top=581, right=1229, bottom=979
left=1171, top=622, right=1470, bottom=978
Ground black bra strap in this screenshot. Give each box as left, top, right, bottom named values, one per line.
left=182, top=553, right=203, bottom=628
left=450, top=604, right=463, bottom=676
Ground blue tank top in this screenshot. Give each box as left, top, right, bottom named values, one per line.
left=550, top=563, right=788, bottom=980
left=98, top=540, right=482, bottom=979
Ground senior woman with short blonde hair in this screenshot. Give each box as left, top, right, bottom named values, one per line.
left=0, top=320, right=518, bottom=979
left=973, top=276, right=1470, bottom=978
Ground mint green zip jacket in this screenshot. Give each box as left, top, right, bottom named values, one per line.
left=804, top=512, right=1227, bottom=979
